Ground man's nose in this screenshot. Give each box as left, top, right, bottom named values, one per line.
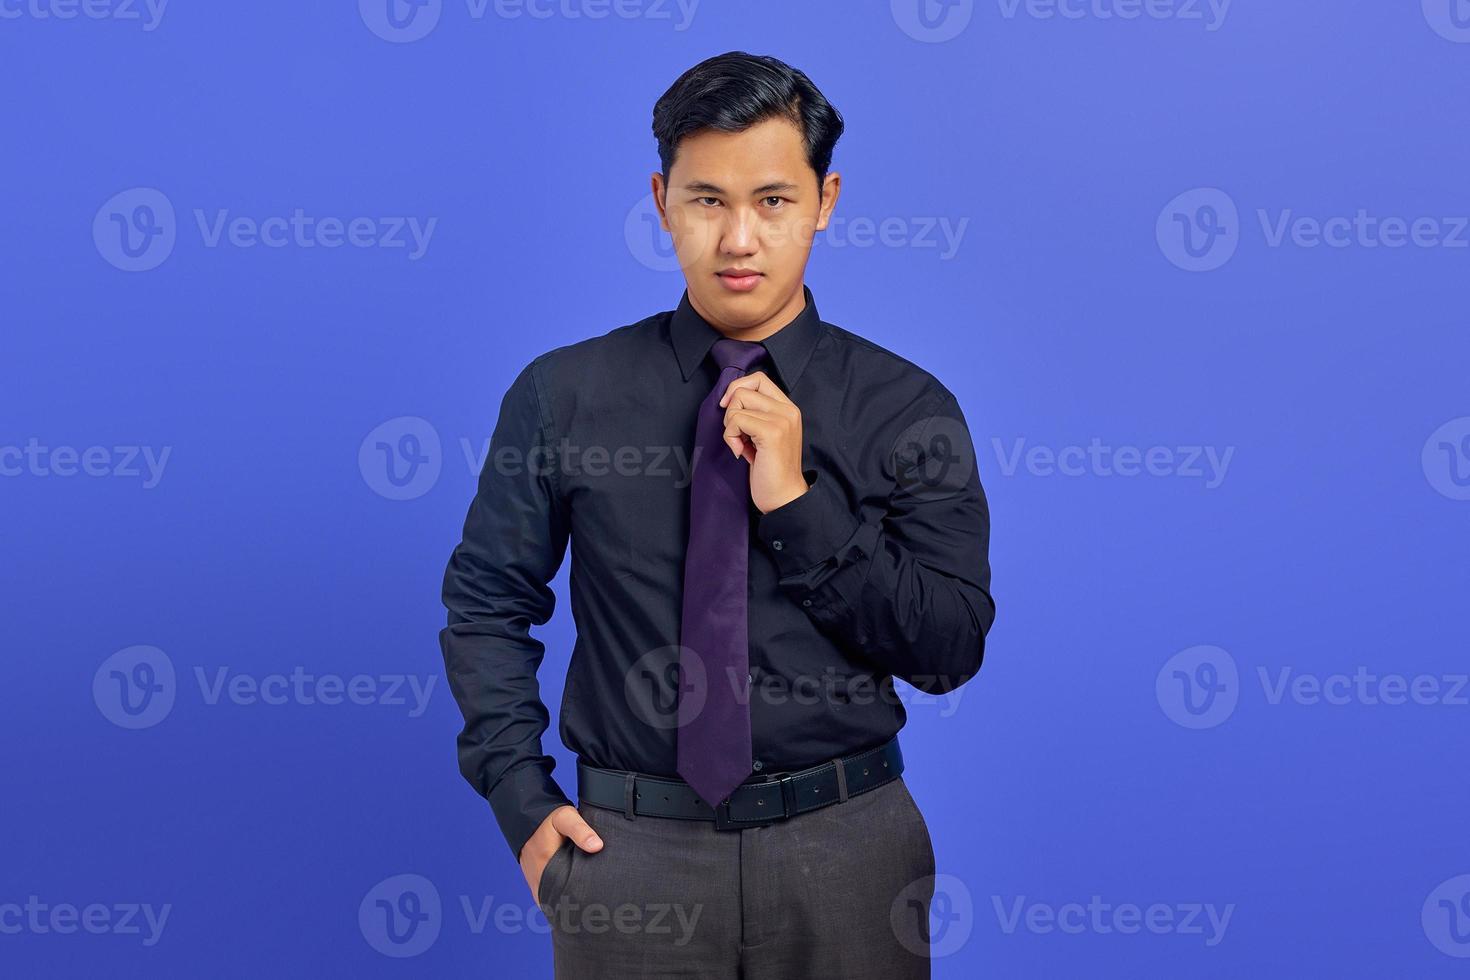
left=719, top=208, right=759, bottom=254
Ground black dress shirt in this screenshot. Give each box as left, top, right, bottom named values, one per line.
left=439, top=284, right=995, bottom=860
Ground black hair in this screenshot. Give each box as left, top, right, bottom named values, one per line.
left=652, top=51, right=845, bottom=194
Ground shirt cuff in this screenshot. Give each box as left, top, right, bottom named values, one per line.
left=487, top=760, right=574, bottom=862
left=756, top=468, right=862, bottom=576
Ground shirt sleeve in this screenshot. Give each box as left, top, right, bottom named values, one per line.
left=754, top=386, right=995, bottom=693
left=439, top=357, right=573, bottom=862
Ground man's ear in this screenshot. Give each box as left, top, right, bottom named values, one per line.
left=816, top=171, right=841, bottom=232
left=650, top=173, right=668, bottom=231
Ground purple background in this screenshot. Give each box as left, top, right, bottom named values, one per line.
left=3, top=1, right=1469, bottom=976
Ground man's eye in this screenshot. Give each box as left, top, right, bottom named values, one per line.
left=763, top=197, right=787, bottom=208
left=697, top=197, right=721, bottom=207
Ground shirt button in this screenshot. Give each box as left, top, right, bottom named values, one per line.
left=802, top=598, right=812, bottom=607
left=752, top=760, right=764, bottom=771
left=771, top=540, right=784, bottom=551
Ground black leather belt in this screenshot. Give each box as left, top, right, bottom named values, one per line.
left=576, top=737, right=904, bottom=831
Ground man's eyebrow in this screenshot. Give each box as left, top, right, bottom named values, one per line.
left=681, top=181, right=802, bottom=196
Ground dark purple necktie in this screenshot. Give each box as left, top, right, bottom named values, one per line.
left=676, top=336, right=769, bottom=809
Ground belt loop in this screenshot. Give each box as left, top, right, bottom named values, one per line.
left=832, top=756, right=849, bottom=803
left=622, top=772, right=636, bottom=819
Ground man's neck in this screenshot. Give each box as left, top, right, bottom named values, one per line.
left=688, top=283, right=807, bottom=343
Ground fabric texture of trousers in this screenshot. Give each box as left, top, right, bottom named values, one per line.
left=536, top=775, right=937, bottom=979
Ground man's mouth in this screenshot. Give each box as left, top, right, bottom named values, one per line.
left=716, top=269, right=763, bottom=291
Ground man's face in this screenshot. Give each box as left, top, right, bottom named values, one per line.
left=652, top=116, right=840, bottom=333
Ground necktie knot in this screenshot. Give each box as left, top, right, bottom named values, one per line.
left=710, top=337, right=768, bottom=375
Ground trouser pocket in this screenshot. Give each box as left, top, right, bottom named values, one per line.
left=537, top=838, right=575, bottom=909
left=893, top=778, right=936, bottom=878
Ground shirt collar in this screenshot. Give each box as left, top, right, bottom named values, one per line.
left=670, top=283, right=823, bottom=390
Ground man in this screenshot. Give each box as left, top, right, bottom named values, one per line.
left=439, top=50, right=994, bottom=979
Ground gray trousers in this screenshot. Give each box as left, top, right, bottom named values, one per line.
left=536, top=774, right=936, bottom=979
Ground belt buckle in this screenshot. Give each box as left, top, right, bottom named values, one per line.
left=712, top=773, right=795, bottom=830
left=712, top=797, right=740, bottom=831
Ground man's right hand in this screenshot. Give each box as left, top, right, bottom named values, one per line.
left=520, top=804, right=604, bottom=902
